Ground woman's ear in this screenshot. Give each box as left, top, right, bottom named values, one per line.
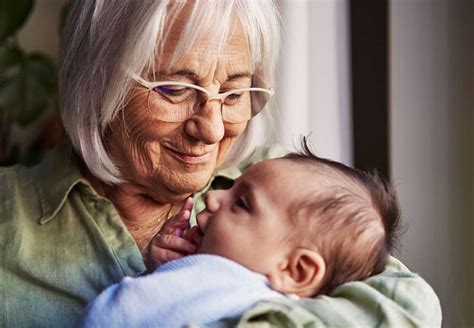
left=269, top=248, right=326, bottom=298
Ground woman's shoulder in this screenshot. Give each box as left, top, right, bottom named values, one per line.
left=0, top=143, right=81, bottom=225
left=0, top=163, right=39, bottom=225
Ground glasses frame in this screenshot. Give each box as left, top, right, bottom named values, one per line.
left=132, top=74, right=274, bottom=122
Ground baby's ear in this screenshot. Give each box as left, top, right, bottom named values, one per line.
left=268, top=248, right=326, bottom=298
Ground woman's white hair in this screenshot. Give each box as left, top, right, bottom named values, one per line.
left=60, top=0, right=281, bottom=184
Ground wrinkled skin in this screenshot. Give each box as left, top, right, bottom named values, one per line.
left=85, top=8, right=252, bottom=258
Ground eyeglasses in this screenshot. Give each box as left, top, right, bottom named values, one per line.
left=132, top=74, right=274, bottom=123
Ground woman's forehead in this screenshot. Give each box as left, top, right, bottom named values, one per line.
left=153, top=33, right=251, bottom=84
left=151, top=2, right=252, bottom=78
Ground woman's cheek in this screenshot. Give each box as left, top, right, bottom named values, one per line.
left=225, top=122, right=247, bottom=138
left=216, top=122, right=247, bottom=165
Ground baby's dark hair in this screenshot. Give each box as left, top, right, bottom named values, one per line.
left=284, top=137, right=401, bottom=295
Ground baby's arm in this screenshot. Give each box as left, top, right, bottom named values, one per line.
left=147, top=197, right=203, bottom=271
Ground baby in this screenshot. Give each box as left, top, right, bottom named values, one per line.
left=79, top=141, right=401, bottom=327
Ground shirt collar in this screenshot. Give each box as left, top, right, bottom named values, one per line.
left=213, top=165, right=242, bottom=181
left=33, top=142, right=92, bottom=224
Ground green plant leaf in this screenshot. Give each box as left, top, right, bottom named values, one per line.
left=0, top=50, right=57, bottom=127
left=0, top=0, right=35, bottom=43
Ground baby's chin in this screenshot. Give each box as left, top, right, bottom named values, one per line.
left=194, top=237, right=217, bottom=256
left=194, top=239, right=209, bottom=255
left=193, top=243, right=235, bottom=263
left=191, top=225, right=236, bottom=260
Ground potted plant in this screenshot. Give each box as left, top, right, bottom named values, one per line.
left=0, top=0, right=61, bottom=166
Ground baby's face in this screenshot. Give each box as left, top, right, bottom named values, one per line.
left=196, top=159, right=312, bottom=276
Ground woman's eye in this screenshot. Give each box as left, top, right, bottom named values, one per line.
left=224, top=92, right=243, bottom=104
left=154, top=86, right=188, bottom=97
left=235, top=196, right=250, bottom=211
left=227, top=92, right=242, bottom=100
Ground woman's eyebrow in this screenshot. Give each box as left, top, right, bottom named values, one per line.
left=160, top=69, right=198, bottom=80
left=158, top=70, right=252, bottom=82
left=227, top=72, right=252, bottom=81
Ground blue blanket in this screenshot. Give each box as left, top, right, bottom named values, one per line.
left=79, top=254, right=283, bottom=327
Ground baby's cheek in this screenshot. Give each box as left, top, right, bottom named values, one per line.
left=199, top=227, right=230, bottom=256
left=196, top=229, right=217, bottom=254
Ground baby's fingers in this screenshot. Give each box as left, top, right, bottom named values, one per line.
left=180, top=196, right=194, bottom=213
left=153, top=234, right=197, bottom=254
left=161, top=209, right=191, bottom=236
left=183, top=226, right=204, bottom=247
left=147, top=248, right=183, bottom=270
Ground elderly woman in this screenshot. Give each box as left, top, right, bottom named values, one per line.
left=0, top=1, right=440, bottom=327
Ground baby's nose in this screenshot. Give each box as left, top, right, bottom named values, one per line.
left=204, top=190, right=221, bottom=212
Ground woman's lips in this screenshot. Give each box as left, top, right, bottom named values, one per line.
left=164, top=146, right=213, bottom=164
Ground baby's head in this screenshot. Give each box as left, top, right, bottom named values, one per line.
left=196, top=142, right=401, bottom=297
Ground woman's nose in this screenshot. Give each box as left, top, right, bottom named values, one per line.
left=184, top=101, right=225, bottom=144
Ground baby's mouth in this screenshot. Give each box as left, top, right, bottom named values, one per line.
left=196, top=213, right=204, bottom=233
left=191, top=221, right=205, bottom=253
left=195, top=210, right=208, bottom=235
left=196, top=221, right=204, bottom=235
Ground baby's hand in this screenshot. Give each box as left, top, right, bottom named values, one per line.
left=147, top=197, right=203, bottom=271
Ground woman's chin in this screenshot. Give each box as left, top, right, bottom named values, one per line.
left=146, top=169, right=214, bottom=197
left=176, top=172, right=214, bottom=193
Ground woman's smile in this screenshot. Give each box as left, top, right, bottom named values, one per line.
left=163, top=144, right=215, bottom=165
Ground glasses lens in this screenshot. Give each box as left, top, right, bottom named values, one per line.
left=149, top=84, right=271, bottom=123
left=152, top=84, right=198, bottom=122
left=222, top=90, right=271, bottom=123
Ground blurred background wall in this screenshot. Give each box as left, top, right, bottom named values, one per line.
left=390, top=0, right=473, bottom=325
left=279, top=1, right=473, bottom=326
left=276, top=0, right=353, bottom=165
left=7, top=0, right=474, bottom=326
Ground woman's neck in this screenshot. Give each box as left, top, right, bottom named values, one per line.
left=103, top=184, right=178, bottom=257
left=78, top=160, right=185, bottom=259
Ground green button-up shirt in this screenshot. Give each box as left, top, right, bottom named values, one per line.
left=0, top=143, right=441, bottom=327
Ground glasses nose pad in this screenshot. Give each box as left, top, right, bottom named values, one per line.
left=197, top=91, right=226, bottom=112
left=196, top=90, right=211, bottom=107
